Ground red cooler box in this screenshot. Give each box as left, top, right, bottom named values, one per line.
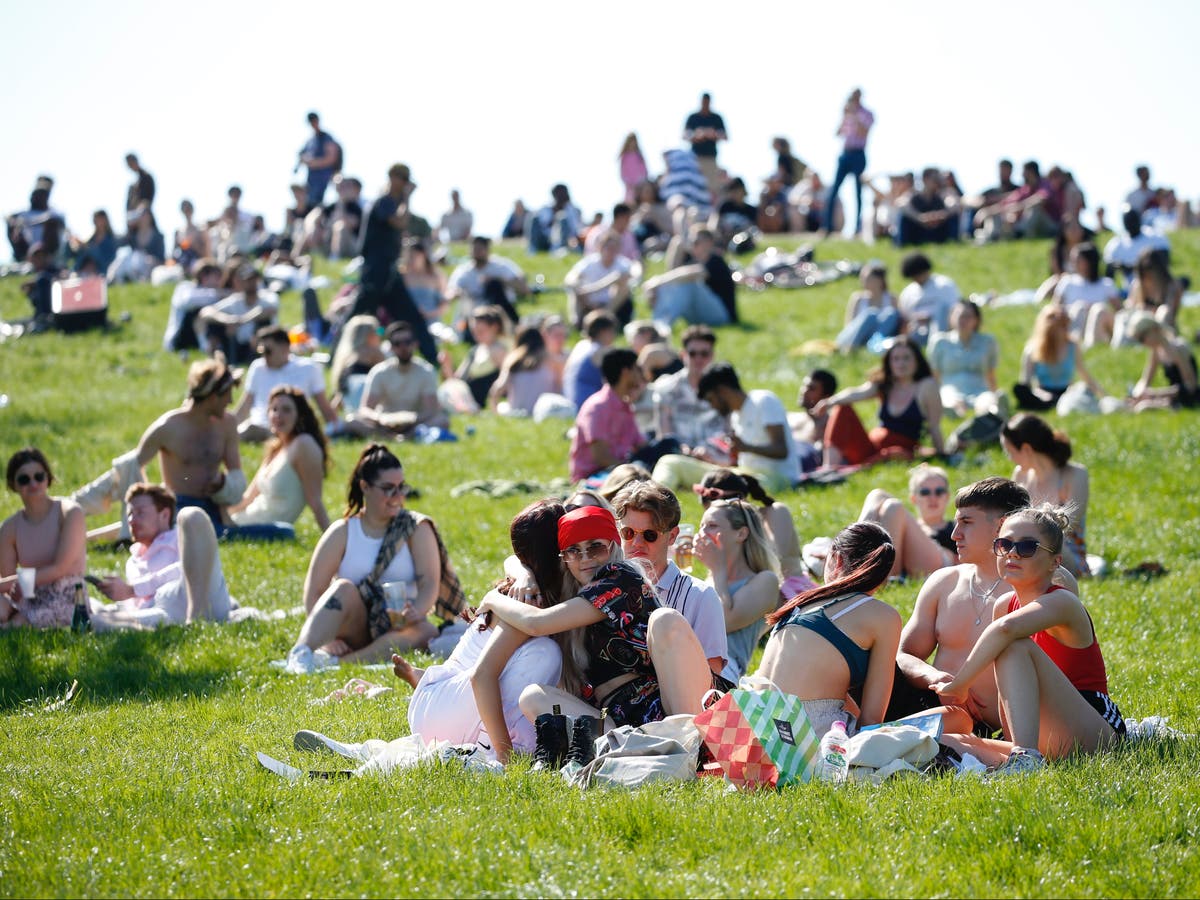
left=51, top=277, right=109, bottom=332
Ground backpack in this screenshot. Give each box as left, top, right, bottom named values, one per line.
left=326, top=134, right=343, bottom=174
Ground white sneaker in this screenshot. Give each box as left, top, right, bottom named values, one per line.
left=311, top=649, right=340, bottom=671
left=988, top=746, right=1047, bottom=778
left=284, top=645, right=315, bottom=675
left=294, top=730, right=372, bottom=762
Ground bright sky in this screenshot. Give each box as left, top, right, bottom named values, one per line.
left=3, top=0, right=1198, bottom=248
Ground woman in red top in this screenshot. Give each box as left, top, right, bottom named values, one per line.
left=935, top=504, right=1123, bottom=776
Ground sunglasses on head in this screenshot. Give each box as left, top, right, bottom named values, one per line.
left=560, top=540, right=612, bottom=562
left=16, top=471, right=47, bottom=487
left=372, top=480, right=407, bottom=497
left=992, top=537, right=1055, bottom=559
left=917, top=486, right=948, bottom=497
left=620, top=526, right=661, bottom=544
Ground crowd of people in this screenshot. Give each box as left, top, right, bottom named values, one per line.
left=2, top=89, right=1194, bottom=780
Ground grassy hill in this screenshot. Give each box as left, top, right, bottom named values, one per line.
left=1, top=232, right=1198, bottom=898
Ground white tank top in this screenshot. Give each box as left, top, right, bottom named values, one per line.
left=337, top=517, right=416, bottom=585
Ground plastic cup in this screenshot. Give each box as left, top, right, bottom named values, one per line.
left=383, top=581, right=415, bottom=627
left=16, top=566, right=35, bottom=599
left=674, top=525, right=695, bottom=574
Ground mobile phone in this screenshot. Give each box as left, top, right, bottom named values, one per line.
left=83, top=574, right=104, bottom=588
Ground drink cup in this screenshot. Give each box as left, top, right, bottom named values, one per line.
left=383, top=581, right=415, bottom=627
left=674, top=525, right=695, bottom=574
left=16, top=566, right=36, bottom=599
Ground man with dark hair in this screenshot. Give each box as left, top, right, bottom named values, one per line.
left=896, top=167, right=958, bottom=246
left=346, top=320, right=446, bottom=438
left=611, top=480, right=728, bottom=675
left=564, top=230, right=635, bottom=328
left=974, top=160, right=1060, bottom=241
left=569, top=347, right=647, bottom=481
left=1102, top=206, right=1170, bottom=287
left=298, top=112, right=340, bottom=207
left=7, top=187, right=64, bottom=262
left=889, top=476, right=1079, bottom=732
left=233, top=325, right=337, bottom=442
left=897, top=251, right=960, bottom=345
left=653, top=362, right=798, bottom=493
left=527, top=183, right=583, bottom=253
left=789, top=368, right=838, bottom=470
left=652, top=324, right=723, bottom=449
left=584, top=202, right=640, bottom=261
left=446, top=235, right=528, bottom=336
left=125, top=153, right=156, bottom=223
left=683, top=92, right=728, bottom=199
left=197, top=263, right=280, bottom=363
left=91, top=482, right=233, bottom=630
left=563, top=309, right=619, bottom=410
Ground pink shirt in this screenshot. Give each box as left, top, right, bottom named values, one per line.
left=569, top=384, right=644, bottom=481
left=125, top=529, right=181, bottom=607
left=839, top=106, right=874, bottom=150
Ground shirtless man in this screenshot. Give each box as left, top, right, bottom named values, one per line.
left=135, top=358, right=245, bottom=534
left=888, top=476, right=1078, bottom=734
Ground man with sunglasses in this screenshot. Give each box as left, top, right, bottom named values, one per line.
left=889, top=477, right=1078, bottom=734
left=232, top=325, right=338, bottom=443
left=611, top=481, right=728, bottom=676
left=346, top=321, right=446, bottom=439
left=650, top=325, right=725, bottom=452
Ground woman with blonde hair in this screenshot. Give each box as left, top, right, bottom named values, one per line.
left=695, top=498, right=781, bottom=680
left=330, top=315, right=384, bottom=413
left=1014, top=305, right=1106, bottom=411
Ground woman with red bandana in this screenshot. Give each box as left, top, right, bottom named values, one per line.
left=476, top=505, right=714, bottom=730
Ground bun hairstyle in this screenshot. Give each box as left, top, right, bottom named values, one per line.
left=344, top=443, right=403, bottom=517
left=1002, top=413, right=1072, bottom=469
left=696, top=467, right=777, bottom=507
left=1001, top=502, right=1072, bottom=555
left=768, top=522, right=894, bottom=626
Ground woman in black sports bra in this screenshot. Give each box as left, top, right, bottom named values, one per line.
left=754, top=522, right=902, bottom=738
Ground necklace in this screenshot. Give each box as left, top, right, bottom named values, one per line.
left=969, top=570, right=1004, bottom=626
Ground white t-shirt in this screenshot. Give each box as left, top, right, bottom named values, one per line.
left=565, top=253, right=635, bottom=306
left=210, top=290, right=280, bottom=345
left=654, top=561, right=728, bottom=668
left=732, top=389, right=799, bottom=484
left=242, top=355, right=327, bottom=427
left=447, top=257, right=524, bottom=321
left=898, top=273, right=960, bottom=327
left=1053, top=274, right=1119, bottom=309
left=1102, top=231, right=1170, bottom=269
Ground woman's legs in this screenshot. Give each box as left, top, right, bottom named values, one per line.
left=824, top=404, right=877, bottom=467
left=858, top=489, right=952, bottom=578
left=519, top=684, right=602, bottom=724
left=294, top=578, right=369, bottom=652
left=647, top=608, right=712, bottom=716
left=994, top=637, right=1119, bottom=759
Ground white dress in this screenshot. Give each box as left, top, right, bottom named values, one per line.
left=231, top=454, right=306, bottom=525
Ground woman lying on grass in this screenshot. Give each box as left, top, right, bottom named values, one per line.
left=284, top=444, right=455, bottom=672
left=935, top=504, right=1124, bottom=776
left=755, top=522, right=902, bottom=738
left=393, top=499, right=574, bottom=764
left=476, top=505, right=714, bottom=731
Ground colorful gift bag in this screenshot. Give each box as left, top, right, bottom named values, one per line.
left=694, top=679, right=820, bottom=790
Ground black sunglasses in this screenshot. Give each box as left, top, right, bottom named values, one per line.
left=372, top=480, right=407, bottom=497
left=16, top=471, right=47, bottom=486
left=560, top=540, right=612, bottom=562
left=992, top=537, right=1055, bottom=559
left=620, top=526, right=661, bottom=544
left=917, top=486, right=948, bottom=497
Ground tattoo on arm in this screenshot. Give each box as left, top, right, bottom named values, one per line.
left=323, top=594, right=343, bottom=611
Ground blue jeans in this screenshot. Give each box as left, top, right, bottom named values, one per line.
left=824, top=148, right=867, bottom=234
left=527, top=212, right=575, bottom=253
left=836, top=306, right=900, bottom=351
left=176, top=495, right=294, bottom=542
left=652, top=282, right=730, bottom=327
left=306, top=170, right=333, bottom=207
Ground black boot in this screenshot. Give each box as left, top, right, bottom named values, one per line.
left=532, top=705, right=569, bottom=771
left=566, top=715, right=599, bottom=766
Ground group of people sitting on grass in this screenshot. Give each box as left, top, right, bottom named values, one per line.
left=2, top=401, right=1124, bottom=777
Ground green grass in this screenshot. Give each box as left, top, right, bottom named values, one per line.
left=2, top=233, right=1199, bottom=898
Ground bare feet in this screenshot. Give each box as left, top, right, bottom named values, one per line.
left=391, top=652, right=424, bottom=688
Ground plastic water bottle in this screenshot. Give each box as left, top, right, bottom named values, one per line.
left=815, top=719, right=849, bottom=783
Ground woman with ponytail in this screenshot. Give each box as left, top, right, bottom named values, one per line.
left=935, top=504, right=1123, bottom=776
left=1001, top=413, right=1090, bottom=577
left=283, top=444, right=463, bottom=672
left=754, top=522, right=902, bottom=736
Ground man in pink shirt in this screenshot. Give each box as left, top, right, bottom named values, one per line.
left=569, top=348, right=647, bottom=481
left=90, top=483, right=232, bottom=630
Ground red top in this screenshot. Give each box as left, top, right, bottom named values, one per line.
left=1006, top=587, right=1108, bottom=693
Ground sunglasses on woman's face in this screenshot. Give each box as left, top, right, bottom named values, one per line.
left=992, top=537, right=1055, bottom=559
left=560, top=540, right=612, bottom=563
left=372, top=480, right=407, bottom=498
left=917, top=486, right=948, bottom=497
left=16, top=471, right=47, bottom=487
left=619, top=526, right=661, bottom=544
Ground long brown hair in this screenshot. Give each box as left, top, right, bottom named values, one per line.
left=768, top=523, right=894, bottom=626
left=344, top=444, right=402, bottom=517
left=265, top=386, right=329, bottom=473
left=1029, top=305, right=1070, bottom=364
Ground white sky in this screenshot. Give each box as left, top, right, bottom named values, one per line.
left=3, top=0, right=1198, bottom=245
